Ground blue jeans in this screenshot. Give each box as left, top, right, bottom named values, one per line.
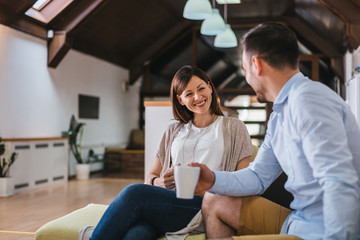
left=91, top=183, right=202, bottom=240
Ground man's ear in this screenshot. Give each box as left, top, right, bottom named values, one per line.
left=252, top=56, right=262, bottom=76
left=177, top=95, right=185, bottom=106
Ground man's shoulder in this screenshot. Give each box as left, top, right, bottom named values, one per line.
left=289, top=78, right=331, bottom=101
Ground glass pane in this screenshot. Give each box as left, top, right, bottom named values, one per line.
left=238, top=109, right=266, bottom=122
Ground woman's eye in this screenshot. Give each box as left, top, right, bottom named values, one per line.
left=186, top=93, right=193, bottom=97
left=199, top=87, right=205, bottom=91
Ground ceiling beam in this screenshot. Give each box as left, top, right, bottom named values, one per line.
left=346, top=23, right=360, bottom=50
left=0, top=3, right=47, bottom=39
left=0, top=0, right=36, bottom=13
left=129, top=20, right=193, bottom=85
left=47, top=31, right=71, bottom=68
left=318, top=0, right=360, bottom=22
left=285, top=15, right=343, bottom=57
left=47, top=0, right=109, bottom=68
left=51, top=0, right=106, bottom=32
left=318, top=0, right=360, bottom=50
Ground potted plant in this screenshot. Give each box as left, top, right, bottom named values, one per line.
left=0, top=137, right=17, bottom=197
left=66, top=115, right=89, bottom=180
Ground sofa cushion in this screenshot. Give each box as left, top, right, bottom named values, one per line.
left=157, top=233, right=205, bottom=240
left=36, top=203, right=205, bottom=240
left=35, top=203, right=108, bottom=240
left=233, top=234, right=300, bottom=239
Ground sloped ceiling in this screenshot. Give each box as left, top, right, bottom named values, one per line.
left=0, top=0, right=360, bottom=88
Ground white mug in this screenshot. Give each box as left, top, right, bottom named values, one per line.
left=174, top=166, right=200, bottom=199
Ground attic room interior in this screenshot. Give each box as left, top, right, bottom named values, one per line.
left=0, top=0, right=360, bottom=240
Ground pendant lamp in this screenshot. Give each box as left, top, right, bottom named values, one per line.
left=183, top=0, right=212, bottom=20
left=214, top=24, right=238, bottom=48
left=213, top=4, right=238, bottom=48
left=200, top=8, right=226, bottom=36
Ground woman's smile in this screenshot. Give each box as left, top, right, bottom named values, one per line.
left=194, top=99, right=206, bottom=107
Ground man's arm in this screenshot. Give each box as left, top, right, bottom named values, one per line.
left=191, top=131, right=283, bottom=197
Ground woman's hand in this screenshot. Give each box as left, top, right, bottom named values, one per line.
left=154, top=167, right=175, bottom=189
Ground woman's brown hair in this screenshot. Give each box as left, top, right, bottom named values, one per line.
left=170, top=65, right=223, bottom=123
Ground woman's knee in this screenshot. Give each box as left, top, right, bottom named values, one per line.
left=117, top=183, right=151, bottom=201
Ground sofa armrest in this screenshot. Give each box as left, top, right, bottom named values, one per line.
left=232, top=234, right=300, bottom=240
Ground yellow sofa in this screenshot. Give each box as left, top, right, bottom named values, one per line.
left=35, top=203, right=299, bottom=240
left=36, top=146, right=299, bottom=240
left=35, top=203, right=205, bottom=240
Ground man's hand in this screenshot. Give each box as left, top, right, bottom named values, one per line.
left=188, top=162, right=216, bottom=192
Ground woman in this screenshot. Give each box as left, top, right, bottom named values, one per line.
left=87, top=65, right=253, bottom=240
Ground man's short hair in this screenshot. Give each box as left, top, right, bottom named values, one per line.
left=241, top=22, right=299, bottom=70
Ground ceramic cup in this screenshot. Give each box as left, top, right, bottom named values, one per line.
left=174, top=166, right=200, bottom=199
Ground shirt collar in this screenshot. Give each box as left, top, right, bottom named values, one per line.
left=273, top=72, right=304, bottom=112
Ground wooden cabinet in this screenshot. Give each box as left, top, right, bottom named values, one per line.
left=104, top=148, right=144, bottom=173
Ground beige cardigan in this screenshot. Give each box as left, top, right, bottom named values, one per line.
left=155, top=116, right=254, bottom=239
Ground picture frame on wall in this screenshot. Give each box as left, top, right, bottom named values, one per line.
left=78, top=94, right=100, bottom=119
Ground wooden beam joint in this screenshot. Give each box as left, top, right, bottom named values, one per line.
left=47, top=31, right=71, bottom=68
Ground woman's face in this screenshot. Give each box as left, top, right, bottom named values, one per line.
left=177, top=76, right=213, bottom=115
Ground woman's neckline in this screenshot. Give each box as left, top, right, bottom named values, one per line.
left=191, top=115, right=219, bottom=129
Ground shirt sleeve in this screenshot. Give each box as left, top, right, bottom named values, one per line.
left=295, top=91, right=360, bottom=239
left=210, top=122, right=283, bottom=196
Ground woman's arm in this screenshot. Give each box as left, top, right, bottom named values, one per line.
left=146, top=156, right=175, bottom=189
left=235, top=155, right=252, bottom=170
left=146, top=156, right=162, bottom=184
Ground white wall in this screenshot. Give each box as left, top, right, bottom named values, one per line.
left=0, top=24, right=140, bottom=173
left=144, top=104, right=175, bottom=178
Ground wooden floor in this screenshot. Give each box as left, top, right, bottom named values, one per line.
left=0, top=175, right=143, bottom=240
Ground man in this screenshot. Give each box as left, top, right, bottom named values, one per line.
left=190, top=23, right=360, bottom=239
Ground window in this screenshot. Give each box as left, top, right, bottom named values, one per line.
left=25, top=0, right=73, bottom=24
left=224, top=95, right=266, bottom=147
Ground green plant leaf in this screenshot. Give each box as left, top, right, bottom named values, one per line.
left=67, top=115, right=86, bottom=164
left=0, top=138, right=17, bottom=177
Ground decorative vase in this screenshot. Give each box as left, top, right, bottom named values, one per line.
left=0, top=177, right=15, bottom=197
left=75, top=164, right=90, bottom=180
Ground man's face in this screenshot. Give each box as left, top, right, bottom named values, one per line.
left=242, top=51, right=267, bottom=103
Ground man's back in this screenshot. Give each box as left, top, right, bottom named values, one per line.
left=267, top=72, right=360, bottom=239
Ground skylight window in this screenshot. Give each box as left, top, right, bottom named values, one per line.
left=216, top=0, right=241, bottom=4
left=32, top=0, right=51, bottom=11
left=25, top=0, right=73, bottom=24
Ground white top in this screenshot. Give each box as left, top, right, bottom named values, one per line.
left=171, top=116, right=224, bottom=170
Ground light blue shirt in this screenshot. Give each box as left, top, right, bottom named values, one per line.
left=210, top=72, right=360, bottom=240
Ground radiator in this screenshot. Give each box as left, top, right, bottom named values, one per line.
left=4, top=137, right=68, bottom=193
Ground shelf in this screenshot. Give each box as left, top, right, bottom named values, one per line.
left=243, top=121, right=266, bottom=125
left=250, top=135, right=266, bottom=139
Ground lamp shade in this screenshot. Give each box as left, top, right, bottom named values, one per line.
left=214, top=24, right=238, bottom=48
left=183, top=0, right=212, bottom=20
left=200, top=9, right=226, bottom=36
